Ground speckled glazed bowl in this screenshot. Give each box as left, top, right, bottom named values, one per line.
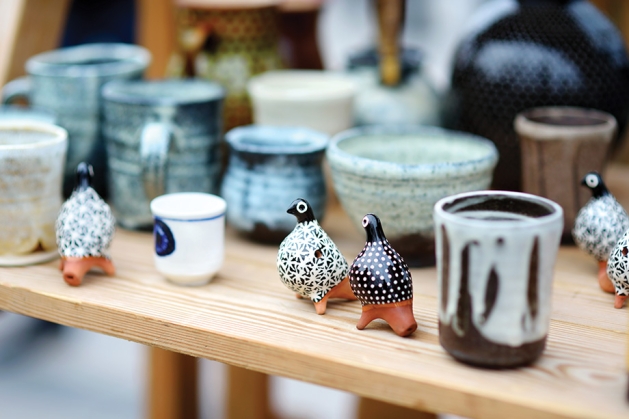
left=221, top=125, right=328, bottom=243
left=327, top=125, right=498, bottom=267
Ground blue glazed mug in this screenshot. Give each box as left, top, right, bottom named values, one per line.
left=102, top=79, right=225, bottom=230
left=150, top=193, right=226, bottom=286
left=221, top=125, right=328, bottom=243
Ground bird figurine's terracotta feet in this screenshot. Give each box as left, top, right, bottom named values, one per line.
left=56, top=163, right=116, bottom=286
left=349, top=214, right=417, bottom=337
left=573, top=172, right=629, bottom=293
left=598, top=260, right=615, bottom=293
left=60, top=256, right=116, bottom=287
left=277, top=198, right=356, bottom=314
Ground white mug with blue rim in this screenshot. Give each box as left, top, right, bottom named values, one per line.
left=150, top=193, right=226, bottom=286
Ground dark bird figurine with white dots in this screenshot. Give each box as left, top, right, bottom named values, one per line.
left=349, top=214, right=417, bottom=337
left=277, top=198, right=357, bottom=314
left=573, top=172, right=629, bottom=293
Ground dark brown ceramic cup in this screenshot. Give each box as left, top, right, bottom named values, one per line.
left=434, top=191, right=563, bottom=368
left=515, top=107, right=616, bottom=243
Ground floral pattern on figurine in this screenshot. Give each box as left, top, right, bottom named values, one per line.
left=277, top=198, right=356, bottom=314
left=56, top=162, right=116, bottom=286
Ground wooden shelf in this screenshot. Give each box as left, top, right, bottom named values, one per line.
left=2, top=166, right=629, bottom=419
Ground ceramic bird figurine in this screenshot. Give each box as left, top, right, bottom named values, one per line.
left=277, top=198, right=356, bottom=314
left=573, top=172, right=629, bottom=293
left=349, top=214, right=417, bottom=337
left=56, top=163, right=116, bottom=286
left=607, top=230, right=629, bottom=309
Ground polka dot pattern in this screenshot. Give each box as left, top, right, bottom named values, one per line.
left=349, top=214, right=413, bottom=306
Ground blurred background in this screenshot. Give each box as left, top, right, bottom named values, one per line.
left=2, top=0, right=629, bottom=417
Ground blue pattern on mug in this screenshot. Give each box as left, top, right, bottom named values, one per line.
left=154, top=218, right=175, bottom=256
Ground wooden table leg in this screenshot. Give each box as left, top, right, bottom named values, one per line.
left=148, top=347, right=199, bottom=419
left=357, top=398, right=437, bottom=419
left=226, top=366, right=274, bottom=419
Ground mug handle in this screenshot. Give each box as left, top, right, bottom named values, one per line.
left=2, top=76, right=32, bottom=104
left=140, top=122, right=174, bottom=201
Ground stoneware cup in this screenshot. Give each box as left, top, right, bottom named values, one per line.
left=150, top=192, right=226, bottom=286
left=434, top=191, right=563, bottom=368
left=1, top=43, right=151, bottom=198
left=0, top=121, right=67, bottom=266
left=102, top=79, right=225, bottom=230
left=515, top=106, right=616, bottom=243
left=247, top=70, right=356, bottom=136
left=327, top=125, right=498, bottom=267
left=221, top=125, right=328, bottom=243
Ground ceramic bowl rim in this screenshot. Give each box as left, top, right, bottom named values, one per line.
left=0, top=121, right=68, bottom=150
left=225, top=125, right=329, bottom=154
left=248, top=70, right=356, bottom=102
left=26, top=43, right=151, bottom=77
left=0, top=105, right=56, bottom=124
left=514, top=106, right=617, bottom=140
left=327, top=125, right=499, bottom=179
left=151, top=192, right=226, bottom=221
left=434, top=190, right=564, bottom=229
left=102, top=79, right=225, bottom=106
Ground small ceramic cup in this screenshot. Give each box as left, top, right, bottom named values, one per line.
left=0, top=121, right=68, bottom=265
left=434, top=191, right=563, bottom=368
left=247, top=70, right=356, bottom=135
left=515, top=107, right=616, bottom=243
left=221, top=125, right=328, bottom=243
left=150, top=193, right=226, bottom=286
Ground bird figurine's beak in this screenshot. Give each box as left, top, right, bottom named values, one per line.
left=287, top=203, right=298, bottom=215
left=580, top=178, right=587, bottom=186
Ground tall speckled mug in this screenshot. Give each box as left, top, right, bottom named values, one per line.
left=1, top=43, right=151, bottom=198
left=102, top=79, right=224, bottom=229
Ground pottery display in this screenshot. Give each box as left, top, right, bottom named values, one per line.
left=247, top=70, right=356, bottom=136
left=348, top=48, right=440, bottom=127
left=150, top=192, right=226, bottom=286
left=0, top=121, right=67, bottom=266
left=1, top=43, right=151, bottom=197
left=102, top=79, right=225, bottom=230
left=278, top=0, right=323, bottom=70
left=169, top=0, right=283, bottom=131
left=573, top=172, right=629, bottom=293
left=434, top=191, right=563, bottom=368
left=450, top=0, right=629, bottom=191
left=607, top=229, right=629, bottom=309
left=349, top=213, right=417, bottom=337
left=56, top=163, right=116, bottom=286
left=515, top=107, right=617, bottom=243
left=327, top=125, right=498, bottom=267
left=221, top=125, right=328, bottom=243
left=277, top=198, right=356, bottom=314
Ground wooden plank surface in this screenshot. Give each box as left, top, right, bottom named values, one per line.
left=1, top=166, right=629, bottom=419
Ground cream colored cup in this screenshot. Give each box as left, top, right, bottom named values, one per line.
left=247, top=70, right=356, bottom=136
left=0, top=121, right=68, bottom=258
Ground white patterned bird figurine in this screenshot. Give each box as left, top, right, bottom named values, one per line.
left=349, top=214, right=417, bottom=337
left=277, top=198, right=356, bottom=314
left=572, top=172, right=629, bottom=293
left=56, top=162, right=116, bottom=286
left=607, top=230, right=629, bottom=309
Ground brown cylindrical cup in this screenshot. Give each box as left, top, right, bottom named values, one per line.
left=515, top=107, right=616, bottom=243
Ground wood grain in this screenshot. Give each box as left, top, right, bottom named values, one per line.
left=136, top=0, right=177, bottom=79
left=1, top=165, right=629, bottom=419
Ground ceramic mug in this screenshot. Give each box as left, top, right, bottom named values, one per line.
left=1, top=43, right=151, bottom=197
left=515, top=106, right=616, bottom=243
left=434, top=191, right=563, bottom=368
left=102, top=79, right=225, bottom=230
left=221, top=125, right=328, bottom=243
left=247, top=70, right=356, bottom=136
left=0, top=121, right=67, bottom=265
left=150, top=193, right=226, bottom=286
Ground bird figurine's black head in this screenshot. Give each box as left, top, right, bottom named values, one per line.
left=361, top=213, right=386, bottom=242
left=75, top=162, right=94, bottom=192
left=581, top=172, right=609, bottom=198
left=287, top=198, right=316, bottom=223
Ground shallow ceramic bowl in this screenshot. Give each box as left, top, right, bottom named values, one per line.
left=327, top=125, right=498, bottom=266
